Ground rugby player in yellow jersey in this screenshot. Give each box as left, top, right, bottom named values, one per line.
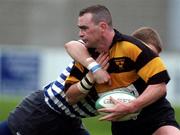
left=64, top=5, right=180, bottom=135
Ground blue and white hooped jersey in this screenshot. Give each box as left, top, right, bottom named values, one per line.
left=44, top=62, right=98, bottom=118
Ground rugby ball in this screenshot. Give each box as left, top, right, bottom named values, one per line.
left=95, top=91, right=139, bottom=121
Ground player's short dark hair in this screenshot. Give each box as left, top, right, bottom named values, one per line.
left=79, top=5, right=112, bottom=27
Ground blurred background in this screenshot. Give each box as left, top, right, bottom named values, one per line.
left=0, top=0, right=180, bottom=134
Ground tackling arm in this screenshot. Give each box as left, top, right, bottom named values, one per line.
left=66, top=72, right=95, bottom=105
left=65, top=52, right=111, bottom=105
left=65, top=40, right=110, bottom=84
left=65, top=40, right=93, bottom=68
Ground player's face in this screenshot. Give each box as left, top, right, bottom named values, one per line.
left=77, top=13, right=102, bottom=48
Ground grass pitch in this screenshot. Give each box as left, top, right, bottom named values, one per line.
left=0, top=95, right=179, bottom=135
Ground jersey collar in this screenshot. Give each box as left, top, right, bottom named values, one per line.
left=109, top=29, right=123, bottom=49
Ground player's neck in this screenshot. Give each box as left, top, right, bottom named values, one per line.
left=96, top=30, right=115, bottom=53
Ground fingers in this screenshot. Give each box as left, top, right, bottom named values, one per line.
left=97, top=97, right=119, bottom=113
left=98, top=107, right=115, bottom=121
left=98, top=107, right=114, bottom=113
left=93, top=52, right=111, bottom=84
left=108, top=79, right=112, bottom=85
left=96, top=52, right=106, bottom=62
left=103, top=63, right=109, bottom=70
left=98, top=107, right=127, bottom=121
left=99, top=55, right=109, bottom=68
left=96, top=52, right=109, bottom=72
left=96, top=52, right=109, bottom=65
left=99, top=113, right=115, bottom=121
left=98, top=112, right=126, bottom=121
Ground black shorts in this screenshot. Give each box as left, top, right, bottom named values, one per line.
left=8, top=90, right=89, bottom=135
left=111, top=98, right=180, bottom=135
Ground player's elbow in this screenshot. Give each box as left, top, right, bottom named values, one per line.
left=66, top=93, right=85, bottom=105
left=66, top=96, right=76, bottom=105
left=64, top=41, right=75, bottom=51
left=65, top=86, right=86, bottom=105
left=160, top=83, right=167, bottom=96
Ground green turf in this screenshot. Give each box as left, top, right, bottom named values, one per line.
left=0, top=95, right=22, bottom=120
left=0, top=96, right=111, bottom=135
left=0, top=96, right=180, bottom=135
left=83, top=117, right=111, bottom=135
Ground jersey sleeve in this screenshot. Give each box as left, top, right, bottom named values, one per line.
left=133, top=43, right=170, bottom=85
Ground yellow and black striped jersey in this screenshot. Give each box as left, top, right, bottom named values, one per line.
left=65, top=30, right=170, bottom=95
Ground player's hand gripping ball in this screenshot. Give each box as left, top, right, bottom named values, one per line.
left=95, top=91, right=140, bottom=121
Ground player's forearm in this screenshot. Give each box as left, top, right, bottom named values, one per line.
left=130, top=83, right=167, bottom=113
left=66, top=84, right=87, bottom=105
left=65, top=41, right=111, bottom=84
left=66, top=73, right=94, bottom=105
left=65, top=41, right=95, bottom=68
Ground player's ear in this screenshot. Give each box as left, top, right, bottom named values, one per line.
left=99, top=21, right=107, bottom=32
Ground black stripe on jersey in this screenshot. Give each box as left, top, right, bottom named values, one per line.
left=69, top=65, right=88, bottom=81
left=80, top=87, right=99, bottom=110
left=121, top=33, right=158, bottom=72
left=109, top=29, right=123, bottom=49
left=76, top=102, right=96, bottom=116
left=108, top=57, right=135, bottom=73
left=133, top=78, right=147, bottom=95
left=84, top=96, right=96, bottom=110
left=88, top=87, right=99, bottom=100
left=111, top=30, right=144, bottom=50
left=148, top=70, right=170, bottom=84
left=84, top=87, right=99, bottom=110
left=121, top=33, right=146, bottom=47
left=135, top=51, right=157, bottom=72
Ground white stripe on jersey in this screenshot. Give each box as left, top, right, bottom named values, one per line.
left=46, top=87, right=75, bottom=117
left=51, top=84, right=65, bottom=97
left=72, top=104, right=88, bottom=116
left=44, top=61, right=98, bottom=118
left=56, top=77, right=65, bottom=85
left=79, top=99, right=98, bottom=114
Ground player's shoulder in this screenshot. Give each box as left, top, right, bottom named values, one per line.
left=120, top=34, right=146, bottom=48
left=119, top=34, right=157, bottom=55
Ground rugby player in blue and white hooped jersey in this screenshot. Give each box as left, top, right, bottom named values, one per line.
left=44, top=40, right=110, bottom=118
left=0, top=62, right=91, bottom=135
left=44, top=62, right=99, bottom=118
left=0, top=41, right=109, bottom=135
